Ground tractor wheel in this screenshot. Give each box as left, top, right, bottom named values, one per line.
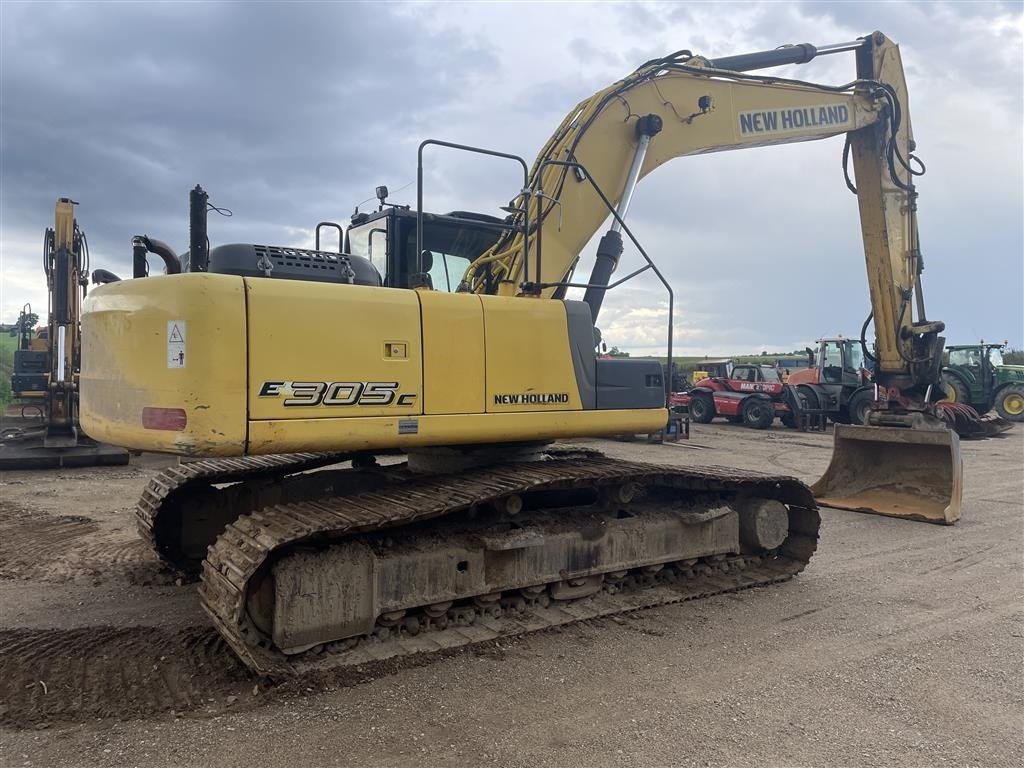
left=847, top=389, right=875, bottom=426
left=830, top=408, right=851, bottom=425
left=994, top=384, right=1024, bottom=422
left=796, top=385, right=820, bottom=411
left=741, top=397, right=774, bottom=430
left=941, top=373, right=970, bottom=406
left=689, top=394, right=715, bottom=424
left=780, top=411, right=797, bottom=429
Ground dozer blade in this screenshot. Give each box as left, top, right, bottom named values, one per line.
left=812, top=424, right=962, bottom=525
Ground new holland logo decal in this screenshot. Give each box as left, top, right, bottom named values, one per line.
left=493, top=392, right=570, bottom=406
left=739, top=104, right=851, bottom=136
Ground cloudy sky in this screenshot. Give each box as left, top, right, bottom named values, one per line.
left=2, top=1, right=1021, bottom=355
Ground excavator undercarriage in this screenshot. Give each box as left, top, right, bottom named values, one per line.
left=138, top=449, right=818, bottom=676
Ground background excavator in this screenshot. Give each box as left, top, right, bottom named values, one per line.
left=80, top=31, right=960, bottom=676
left=0, top=199, right=128, bottom=469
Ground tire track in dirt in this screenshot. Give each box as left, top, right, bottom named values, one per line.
left=765, top=450, right=808, bottom=476
left=0, top=509, right=98, bottom=579
left=0, top=625, right=250, bottom=727
left=0, top=506, right=172, bottom=585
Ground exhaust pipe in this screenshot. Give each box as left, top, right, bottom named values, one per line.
left=812, top=424, right=963, bottom=525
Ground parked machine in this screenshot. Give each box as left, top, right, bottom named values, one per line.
left=674, top=363, right=796, bottom=429
left=788, top=337, right=1011, bottom=436
left=0, top=199, right=129, bottom=469
left=9, top=304, right=48, bottom=412
left=80, top=32, right=964, bottom=676
left=788, top=337, right=875, bottom=425
left=941, top=342, right=1023, bottom=422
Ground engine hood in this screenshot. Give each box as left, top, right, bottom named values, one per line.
left=997, top=365, right=1024, bottom=379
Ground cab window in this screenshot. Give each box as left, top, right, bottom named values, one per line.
left=347, top=219, right=389, bottom=283
left=847, top=342, right=865, bottom=372
left=732, top=366, right=753, bottom=381
left=425, top=251, right=472, bottom=293
left=401, top=219, right=499, bottom=293
left=989, top=347, right=1004, bottom=366
left=950, top=348, right=981, bottom=367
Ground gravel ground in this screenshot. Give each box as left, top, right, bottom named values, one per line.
left=0, top=422, right=1021, bottom=767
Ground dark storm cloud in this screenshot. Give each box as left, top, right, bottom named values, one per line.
left=1, top=0, right=1020, bottom=354
left=587, top=0, right=1023, bottom=352
left=1, top=1, right=495, bottom=271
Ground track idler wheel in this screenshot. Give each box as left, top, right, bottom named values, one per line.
left=736, top=498, right=789, bottom=550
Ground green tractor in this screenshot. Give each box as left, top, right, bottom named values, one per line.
left=941, top=343, right=1024, bottom=422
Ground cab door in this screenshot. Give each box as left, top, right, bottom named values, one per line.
left=819, top=341, right=845, bottom=384
left=840, top=340, right=865, bottom=389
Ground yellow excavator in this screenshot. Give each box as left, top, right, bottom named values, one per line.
left=80, top=32, right=961, bottom=676
left=0, top=199, right=128, bottom=469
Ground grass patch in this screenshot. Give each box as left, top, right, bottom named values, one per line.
left=0, top=332, right=17, bottom=410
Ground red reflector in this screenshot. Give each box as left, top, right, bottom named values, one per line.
left=142, top=407, right=188, bottom=431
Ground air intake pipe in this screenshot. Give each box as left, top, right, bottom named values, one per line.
left=189, top=184, right=209, bottom=272
left=132, top=235, right=182, bottom=278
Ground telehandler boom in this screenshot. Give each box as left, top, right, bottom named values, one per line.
left=80, top=32, right=960, bottom=675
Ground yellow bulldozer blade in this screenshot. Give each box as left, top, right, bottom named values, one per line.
left=812, top=424, right=963, bottom=525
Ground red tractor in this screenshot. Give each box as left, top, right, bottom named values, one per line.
left=672, top=363, right=796, bottom=430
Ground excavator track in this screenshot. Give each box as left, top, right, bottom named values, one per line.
left=194, top=454, right=818, bottom=677
left=137, top=452, right=351, bottom=572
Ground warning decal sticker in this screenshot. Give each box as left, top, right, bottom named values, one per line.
left=167, top=320, right=186, bottom=368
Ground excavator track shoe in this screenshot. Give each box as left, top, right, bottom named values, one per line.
left=136, top=452, right=351, bottom=572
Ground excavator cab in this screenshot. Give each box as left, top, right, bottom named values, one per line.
left=201, top=208, right=504, bottom=294
left=345, top=207, right=504, bottom=292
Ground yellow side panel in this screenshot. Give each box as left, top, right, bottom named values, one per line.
left=247, top=280, right=422, bottom=420
left=247, top=409, right=666, bottom=455
left=419, top=291, right=485, bottom=415
left=80, top=273, right=247, bottom=455
left=482, top=296, right=581, bottom=412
